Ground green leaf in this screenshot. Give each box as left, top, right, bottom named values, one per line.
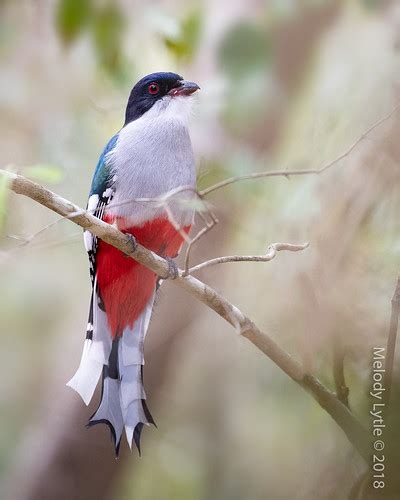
left=92, top=4, right=124, bottom=74
left=56, top=0, right=92, bottom=45
left=23, top=165, right=64, bottom=184
left=163, top=9, right=202, bottom=62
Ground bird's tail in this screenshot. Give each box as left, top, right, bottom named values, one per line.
left=67, top=284, right=155, bottom=454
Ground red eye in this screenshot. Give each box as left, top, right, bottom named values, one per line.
left=148, top=83, right=160, bottom=95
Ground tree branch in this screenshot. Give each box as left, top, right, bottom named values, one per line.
left=384, top=276, right=400, bottom=407
left=0, top=169, right=370, bottom=462
left=333, top=339, right=350, bottom=408
left=189, top=242, right=309, bottom=273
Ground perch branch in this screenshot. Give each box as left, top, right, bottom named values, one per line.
left=0, top=169, right=370, bottom=462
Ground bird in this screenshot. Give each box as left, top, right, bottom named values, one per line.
left=67, top=72, right=200, bottom=455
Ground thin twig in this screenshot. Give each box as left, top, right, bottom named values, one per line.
left=183, top=209, right=219, bottom=275
left=1, top=169, right=370, bottom=462
left=106, top=185, right=199, bottom=210
left=8, top=215, right=67, bottom=248
left=164, top=204, right=191, bottom=244
left=189, top=242, right=309, bottom=274
left=333, top=339, right=350, bottom=408
left=384, top=276, right=400, bottom=407
left=200, top=104, right=400, bottom=197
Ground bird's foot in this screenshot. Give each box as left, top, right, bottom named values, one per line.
left=165, top=257, right=179, bottom=280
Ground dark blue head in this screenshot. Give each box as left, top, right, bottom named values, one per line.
left=124, top=72, right=200, bottom=125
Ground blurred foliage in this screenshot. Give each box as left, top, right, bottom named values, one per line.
left=218, top=22, right=272, bottom=79
left=217, top=22, right=274, bottom=136
left=196, top=160, right=229, bottom=192
left=92, top=3, right=125, bottom=75
left=163, top=9, right=203, bottom=62
left=56, top=0, right=125, bottom=76
left=23, top=165, right=64, bottom=184
left=0, top=165, right=62, bottom=234
left=361, top=0, right=382, bottom=11
left=56, top=0, right=92, bottom=45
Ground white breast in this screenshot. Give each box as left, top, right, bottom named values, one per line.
left=107, top=96, right=196, bottom=227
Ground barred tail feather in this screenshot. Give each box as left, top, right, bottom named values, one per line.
left=120, top=364, right=153, bottom=453
left=119, top=292, right=156, bottom=452
left=88, top=340, right=124, bottom=453
left=69, top=291, right=156, bottom=455
left=87, top=367, right=124, bottom=454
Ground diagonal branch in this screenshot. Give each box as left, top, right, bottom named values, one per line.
left=0, top=169, right=370, bottom=462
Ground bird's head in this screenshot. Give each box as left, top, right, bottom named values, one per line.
left=124, top=72, right=200, bottom=125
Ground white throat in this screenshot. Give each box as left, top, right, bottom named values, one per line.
left=140, top=94, right=195, bottom=125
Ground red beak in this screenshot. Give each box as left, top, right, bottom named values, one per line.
left=168, top=80, right=200, bottom=97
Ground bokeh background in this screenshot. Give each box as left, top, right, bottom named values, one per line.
left=1, top=1, right=400, bottom=499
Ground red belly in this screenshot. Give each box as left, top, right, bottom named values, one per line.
left=96, top=216, right=190, bottom=337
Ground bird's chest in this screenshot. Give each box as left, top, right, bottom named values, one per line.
left=107, top=119, right=196, bottom=226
